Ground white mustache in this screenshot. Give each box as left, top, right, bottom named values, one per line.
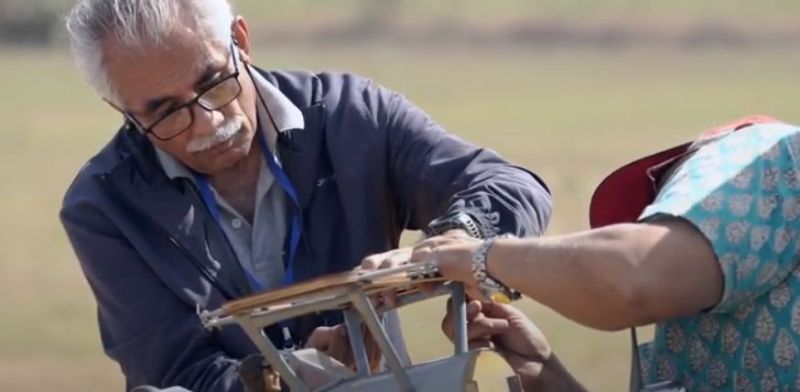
left=186, top=117, right=244, bottom=153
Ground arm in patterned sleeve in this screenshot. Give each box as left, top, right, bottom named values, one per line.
left=453, top=124, right=800, bottom=330
left=639, top=123, right=800, bottom=313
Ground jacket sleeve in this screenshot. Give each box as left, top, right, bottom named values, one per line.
left=60, top=196, right=245, bottom=392
left=359, top=79, right=552, bottom=237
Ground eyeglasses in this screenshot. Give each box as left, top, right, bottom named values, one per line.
left=118, top=42, right=242, bottom=141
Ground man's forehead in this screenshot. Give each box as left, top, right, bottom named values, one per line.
left=104, top=35, right=228, bottom=111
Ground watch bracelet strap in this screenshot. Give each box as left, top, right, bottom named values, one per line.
left=459, top=213, right=483, bottom=238
left=473, top=234, right=520, bottom=303
left=427, top=212, right=483, bottom=239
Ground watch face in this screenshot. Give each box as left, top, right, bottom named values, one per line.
left=488, top=291, right=513, bottom=304
left=476, top=278, right=510, bottom=304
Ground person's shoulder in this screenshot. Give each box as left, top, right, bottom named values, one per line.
left=751, top=122, right=800, bottom=160
left=258, top=68, right=381, bottom=119
left=704, top=122, right=800, bottom=158
left=645, top=121, right=800, bottom=215
left=677, top=122, right=800, bottom=175
left=61, top=127, right=131, bottom=211
left=261, top=68, right=373, bottom=97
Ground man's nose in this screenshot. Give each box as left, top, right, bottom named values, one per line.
left=189, top=103, right=224, bottom=136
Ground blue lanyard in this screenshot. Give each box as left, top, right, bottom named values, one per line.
left=193, top=132, right=303, bottom=292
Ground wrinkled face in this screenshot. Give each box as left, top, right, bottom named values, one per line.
left=104, top=25, right=258, bottom=175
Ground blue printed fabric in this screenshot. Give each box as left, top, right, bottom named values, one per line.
left=637, top=122, right=800, bottom=391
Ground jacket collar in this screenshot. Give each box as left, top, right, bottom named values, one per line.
left=254, top=69, right=327, bottom=212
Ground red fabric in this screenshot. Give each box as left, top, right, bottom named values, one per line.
left=588, top=115, right=780, bottom=229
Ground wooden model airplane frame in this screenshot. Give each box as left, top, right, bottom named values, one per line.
left=199, top=263, right=521, bottom=392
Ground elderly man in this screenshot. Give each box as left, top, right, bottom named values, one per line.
left=60, top=0, right=551, bottom=390
left=419, top=116, right=800, bottom=390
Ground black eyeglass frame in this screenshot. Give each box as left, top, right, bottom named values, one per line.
left=110, top=41, right=243, bottom=141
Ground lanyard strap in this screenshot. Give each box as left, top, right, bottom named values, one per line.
left=258, top=133, right=303, bottom=286
left=193, top=132, right=303, bottom=291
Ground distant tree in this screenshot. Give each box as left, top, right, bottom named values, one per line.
left=0, top=0, right=70, bottom=45
left=353, top=0, right=403, bottom=32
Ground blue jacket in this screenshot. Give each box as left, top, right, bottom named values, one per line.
left=60, top=69, right=552, bottom=391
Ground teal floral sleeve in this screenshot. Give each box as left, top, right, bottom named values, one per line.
left=640, top=123, right=800, bottom=314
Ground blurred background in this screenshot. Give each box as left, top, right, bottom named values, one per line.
left=2, top=0, right=800, bottom=390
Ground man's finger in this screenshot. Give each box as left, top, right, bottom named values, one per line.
left=466, top=313, right=510, bottom=341
left=411, top=237, right=452, bottom=258
left=467, top=338, right=493, bottom=351
left=409, top=246, right=433, bottom=264
left=360, top=254, right=383, bottom=270
left=379, top=288, right=397, bottom=308
left=441, top=305, right=455, bottom=340
left=480, top=301, right=524, bottom=320
left=441, top=300, right=483, bottom=340
left=412, top=237, right=439, bottom=252
left=380, top=256, right=407, bottom=270
left=464, top=285, right=488, bottom=304
left=377, top=255, right=409, bottom=307
left=466, top=300, right=483, bottom=320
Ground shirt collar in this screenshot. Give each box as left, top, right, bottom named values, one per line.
left=249, top=65, right=305, bottom=133
left=156, top=66, right=304, bottom=181
left=156, top=147, right=193, bottom=180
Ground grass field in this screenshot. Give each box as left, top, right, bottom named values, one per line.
left=2, top=38, right=800, bottom=391
left=232, top=0, right=800, bottom=23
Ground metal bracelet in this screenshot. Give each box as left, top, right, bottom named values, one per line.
left=472, top=234, right=520, bottom=303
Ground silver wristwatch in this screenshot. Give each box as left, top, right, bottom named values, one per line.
left=427, top=211, right=483, bottom=239
left=472, top=234, right=520, bottom=303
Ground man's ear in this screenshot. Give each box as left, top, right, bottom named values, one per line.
left=231, top=16, right=252, bottom=64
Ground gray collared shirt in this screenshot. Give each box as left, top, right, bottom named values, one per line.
left=156, top=65, right=305, bottom=291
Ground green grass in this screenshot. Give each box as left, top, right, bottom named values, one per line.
left=231, top=0, right=800, bottom=24
left=2, top=44, right=799, bottom=391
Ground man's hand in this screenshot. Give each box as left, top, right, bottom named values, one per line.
left=441, top=300, right=586, bottom=392
left=304, top=324, right=381, bottom=371
left=411, top=234, right=486, bottom=300
left=360, top=229, right=474, bottom=307
left=359, top=247, right=413, bottom=308
left=441, top=301, right=549, bottom=371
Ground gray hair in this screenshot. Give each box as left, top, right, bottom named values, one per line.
left=65, top=0, right=235, bottom=103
